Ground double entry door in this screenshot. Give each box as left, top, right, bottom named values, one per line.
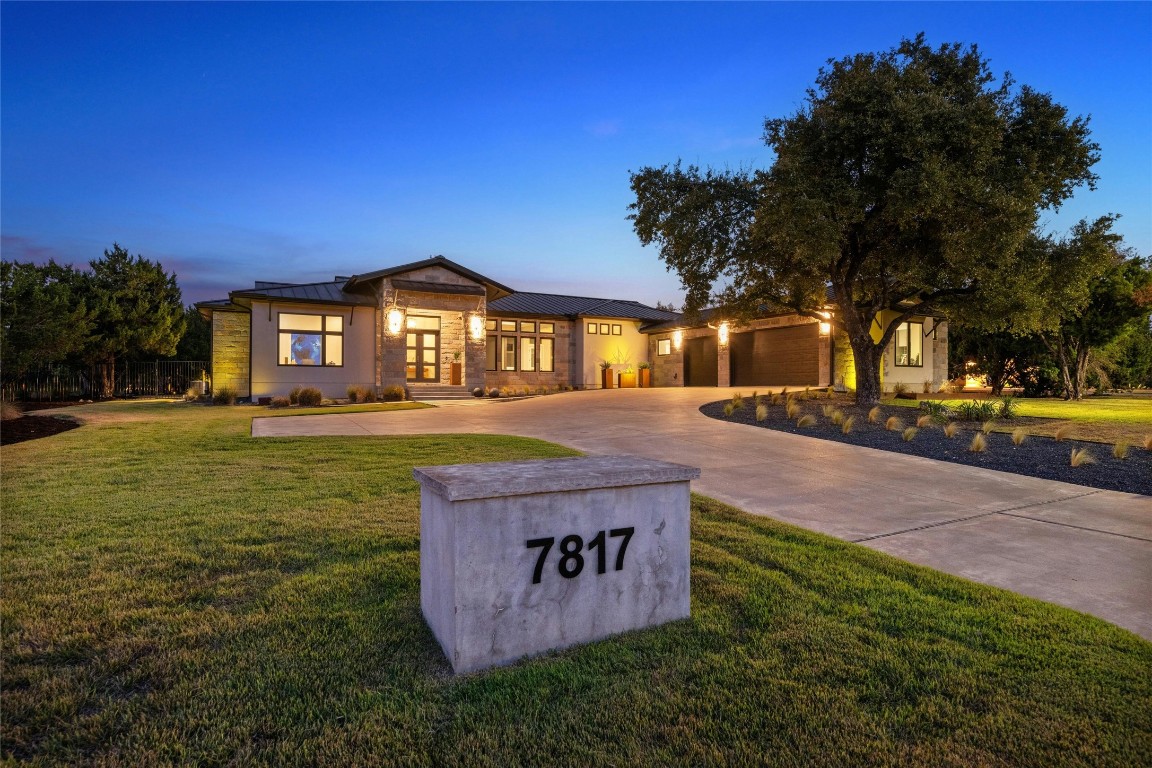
left=406, top=330, right=440, bottom=382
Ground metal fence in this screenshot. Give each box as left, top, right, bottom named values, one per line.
left=1, top=361, right=209, bottom=402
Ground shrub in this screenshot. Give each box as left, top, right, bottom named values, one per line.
left=1, top=400, right=22, bottom=421
left=919, top=400, right=950, bottom=423
left=969, top=433, right=987, bottom=453
left=723, top=403, right=735, bottom=417
left=212, top=386, right=238, bottom=405
left=269, top=396, right=290, bottom=408
left=346, top=385, right=367, bottom=403
left=770, top=392, right=782, bottom=405
left=954, top=400, right=998, bottom=421
left=822, top=404, right=835, bottom=418
left=998, top=395, right=1019, bottom=419
left=1011, top=428, right=1027, bottom=446
left=916, top=415, right=932, bottom=429
left=731, top=393, right=744, bottom=410
left=756, top=404, right=767, bottom=422
left=1113, top=442, right=1129, bottom=460
left=892, top=382, right=909, bottom=397
left=902, top=427, right=918, bottom=442
left=288, top=386, right=303, bottom=405
left=825, top=386, right=835, bottom=399
left=796, top=414, right=816, bottom=428
left=382, top=385, right=406, bottom=402
left=785, top=400, right=801, bottom=419
left=981, top=420, right=996, bottom=435
left=944, top=422, right=959, bottom=438
left=867, top=406, right=882, bottom=424
left=831, top=409, right=844, bottom=425
left=885, top=416, right=902, bottom=431
left=841, top=415, right=855, bottom=435
left=362, top=388, right=377, bottom=403
left=1054, top=425, right=1073, bottom=442
left=1070, top=448, right=1096, bottom=467
left=922, top=380, right=933, bottom=394
left=297, top=387, right=322, bottom=407
left=1143, top=435, right=1152, bottom=451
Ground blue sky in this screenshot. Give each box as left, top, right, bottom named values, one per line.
left=3, top=2, right=1149, bottom=307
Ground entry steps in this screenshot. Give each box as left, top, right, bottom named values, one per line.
left=407, top=385, right=476, bottom=401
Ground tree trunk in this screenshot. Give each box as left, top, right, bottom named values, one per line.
left=99, top=359, right=115, bottom=399
left=848, top=334, right=885, bottom=407
left=1049, top=336, right=1078, bottom=400
left=1073, top=344, right=1091, bottom=400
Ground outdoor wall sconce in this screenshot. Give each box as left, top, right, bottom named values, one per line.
left=717, top=322, right=730, bottom=347
left=386, top=305, right=406, bottom=336
left=819, top=322, right=831, bottom=336
left=469, top=313, right=485, bottom=342
left=672, top=330, right=683, bottom=351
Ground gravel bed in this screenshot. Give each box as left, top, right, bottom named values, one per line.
left=701, top=398, right=1152, bottom=497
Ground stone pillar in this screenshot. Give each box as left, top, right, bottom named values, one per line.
left=717, top=342, right=730, bottom=388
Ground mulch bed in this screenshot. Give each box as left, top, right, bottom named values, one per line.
left=702, top=398, right=1152, bottom=497
left=1, top=414, right=82, bottom=446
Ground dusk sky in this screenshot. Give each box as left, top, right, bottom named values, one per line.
left=3, top=2, right=1149, bottom=308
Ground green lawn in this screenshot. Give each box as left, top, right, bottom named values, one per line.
left=886, top=395, right=1151, bottom=444
left=3, top=402, right=1150, bottom=766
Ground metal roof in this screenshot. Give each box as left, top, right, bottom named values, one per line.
left=488, top=292, right=677, bottom=322
left=230, top=280, right=376, bottom=307
left=391, top=278, right=486, bottom=296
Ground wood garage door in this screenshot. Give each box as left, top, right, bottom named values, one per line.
left=730, top=324, right=819, bottom=386
left=684, top=335, right=718, bottom=387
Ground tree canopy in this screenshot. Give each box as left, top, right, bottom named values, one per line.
left=0, top=260, right=93, bottom=378
left=630, top=34, right=1101, bottom=404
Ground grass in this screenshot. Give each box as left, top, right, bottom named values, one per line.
left=259, top=401, right=432, bottom=417
left=886, top=396, right=1151, bottom=445
left=3, top=402, right=1150, bottom=766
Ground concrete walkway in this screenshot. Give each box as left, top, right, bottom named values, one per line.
left=253, top=388, right=1152, bottom=640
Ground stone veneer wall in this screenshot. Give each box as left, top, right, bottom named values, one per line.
left=211, top=310, right=250, bottom=397
left=484, top=318, right=574, bottom=390
left=931, top=321, right=949, bottom=390
left=378, top=277, right=487, bottom=390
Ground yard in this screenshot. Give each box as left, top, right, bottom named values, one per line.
left=2, top=402, right=1150, bottom=766
left=886, top=394, right=1152, bottom=445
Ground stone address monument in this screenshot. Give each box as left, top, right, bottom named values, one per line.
left=413, top=455, right=699, bottom=674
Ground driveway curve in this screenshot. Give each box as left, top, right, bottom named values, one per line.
left=253, top=388, right=1152, bottom=640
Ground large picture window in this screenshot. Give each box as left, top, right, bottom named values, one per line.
left=895, top=321, right=923, bottom=367
left=521, top=337, right=536, bottom=371
left=486, top=335, right=498, bottom=371
left=278, top=313, right=343, bottom=366
left=501, top=337, right=517, bottom=371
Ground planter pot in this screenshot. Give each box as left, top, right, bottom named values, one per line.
left=638, top=369, right=651, bottom=388
left=601, top=368, right=614, bottom=389
left=450, top=362, right=462, bottom=386
left=619, top=372, right=637, bottom=389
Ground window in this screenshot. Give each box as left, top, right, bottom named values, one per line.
left=521, top=336, right=536, bottom=371
left=587, top=322, right=598, bottom=334
left=540, top=337, right=554, bottom=372
left=611, top=324, right=622, bottom=336
left=485, top=319, right=497, bottom=332
left=540, top=322, right=555, bottom=334
left=895, top=321, right=923, bottom=367
left=599, top=323, right=610, bottom=335
left=502, top=337, right=517, bottom=371
left=657, top=338, right=671, bottom=356
left=407, top=315, right=441, bottom=331
left=486, top=335, right=498, bottom=371
left=278, top=313, right=343, bottom=366
left=500, top=320, right=517, bottom=332
left=520, top=321, right=536, bottom=333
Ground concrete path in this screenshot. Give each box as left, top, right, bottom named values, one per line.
left=253, top=388, right=1152, bottom=640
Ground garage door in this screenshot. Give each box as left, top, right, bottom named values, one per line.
left=683, top=335, right=718, bottom=386
left=730, top=324, right=819, bottom=386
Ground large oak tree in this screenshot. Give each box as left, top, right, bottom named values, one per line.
left=629, top=35, right=1100, bottom=405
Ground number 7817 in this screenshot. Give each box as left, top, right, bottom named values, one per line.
left=525, top=527, right=635, bottom=584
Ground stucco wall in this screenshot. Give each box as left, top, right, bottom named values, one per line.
left=249, top=300, right=376, bottom=399
left=578, top=318, right=650, bottom=388
left=880, top=314, right=946, bottom=394
left=211, top=309, right=251, bottom=398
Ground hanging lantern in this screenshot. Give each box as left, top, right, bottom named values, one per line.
left=469, top=313, right=485, bottom=342
left=672, top=330, right=683, bottom=351
left=386, top=305, right=405, bottom=336
left=717, top=322, right=730, bottom=347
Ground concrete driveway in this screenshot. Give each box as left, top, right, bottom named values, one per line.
left=253, top=388, right=1152, bottom=640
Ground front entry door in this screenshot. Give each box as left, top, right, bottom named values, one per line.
left=406, top=331, right=440, bottom=382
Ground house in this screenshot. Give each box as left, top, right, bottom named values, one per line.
left=197, top=255, right=948, bottom=399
